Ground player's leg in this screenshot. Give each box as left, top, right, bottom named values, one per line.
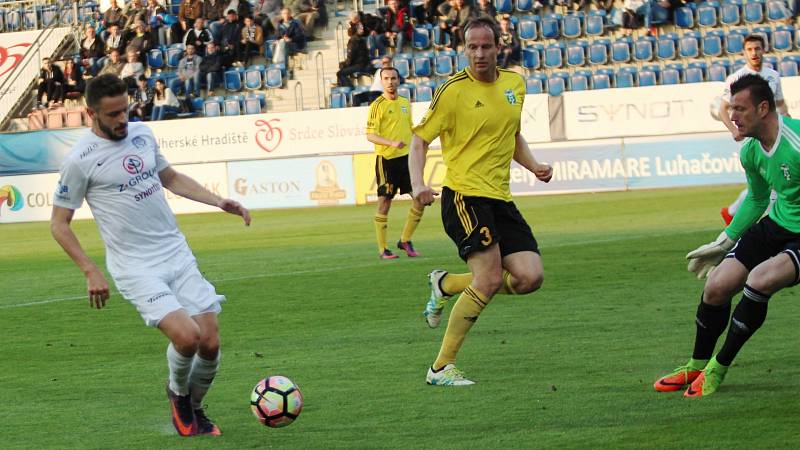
left=686, top=251, right=797, bottom=397
left=189, top=311, right=222, bottom=435
left=722, top=188, right=748, bottom=224
left=500, top=251, right=544, bottom=294
left=397, top=159, right=424, bottom=257
left=159, top=310, right=202, bottom=436
left=374, top=155, right=398, bottom=259
left=494, top=200, right=543, bottom=295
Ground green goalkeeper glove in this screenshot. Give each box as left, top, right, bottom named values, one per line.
left=686, top=230, right=736, bottom=279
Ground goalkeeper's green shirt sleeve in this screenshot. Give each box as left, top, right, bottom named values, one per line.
left=725, top=143, right=770, bottom=241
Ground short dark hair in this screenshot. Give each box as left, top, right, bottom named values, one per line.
left=463, top=16, right=500, bottom=46
left=730, top=73, right=775, bottom=112
left=85, top=74, right=128, bottom=110
left=137, top=74, right=147, bottom=81
left=744, top=34, right=766, bottom=48
left=380, top=67, right=399, bottom=78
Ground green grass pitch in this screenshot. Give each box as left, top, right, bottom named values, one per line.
left=2, top=185, right=798, bottom=449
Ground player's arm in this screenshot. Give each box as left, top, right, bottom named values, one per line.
left=159, top=166, right=251, bottom=225
left=776, top=99, right=790, bottom=117
left=366, top=133, right=404, bottom=149
left=409, top=134, right=436, bottom=205
left=512, top=133, right=552, bottom=183
left=50, top=206, right=109, bottom=309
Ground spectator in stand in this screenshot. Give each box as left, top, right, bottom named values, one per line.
left=203, top=0, right=227, bottom=38
left=120, top=49, right=146, bottom=92
left=176, top=43, right=203, bottom=97
left=129, top=75, right=154, bottom=121
left=103, top=0, right=127, bottom=29
left=273, top=8, right=305, bottom=67
left=200, top=42, right=224, bottom=95
left=123, top=0, right=148, bottom=41
left=348, top=10, right=385, bottom=58
left=151, top=78, right=182, bottom=120
left=63, top=59, right=86, bottom=102
left=473, top=0, right=497, bottom=22
left=622, top=0, right=653, bottom=36
left=353, top=55, right=400, bottom=106
left=183, top=18, right=214, bottom=56
left=225, top=0, right=252, bottom=23
left=99, top=49, right=125, bottom=77
left=380, top=0, right=412, bottom=53
left=145, top=0, right=169, bottom=46
left=439, top=0, right=471, bottom=50
left=125, top=21, right=153, bottom=64
left=239, top=15, right=264, bottom=67
left=284, top=0, right=320, bottom=41
left=102, top=24, right=125, bottom=65
left=497, top=15, right=519, bottom=68
left=220, top=10, right=243, bottom=67
left=175, top=0, right=204, bottom=44
left=253, top=0, right=284, bottom=38
left=36, top=57, right=64, bottom=108
left=80, top=25, right=105, bottom=76
left=336, top=27, right=371, bottom=88
left=413, top=0, right=445, bottom=28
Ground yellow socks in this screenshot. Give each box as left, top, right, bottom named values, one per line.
left=439, top=271, right=516, bottom=296
left=433, top=286, right=489, bottom=370
left=374, top=213, right=388, bottom=253
left=499, top=270, right=517, bottom=295
left=400, top=207, right=424, bottom=243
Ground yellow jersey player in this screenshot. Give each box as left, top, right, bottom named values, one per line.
left=366, top=66, right=427, bottom=259
left=410, top=17, right=553, bottom=385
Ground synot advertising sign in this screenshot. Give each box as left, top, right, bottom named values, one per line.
left=227, top=156, right=356, bottom=209
left=563, top=83, right=727, bottom=140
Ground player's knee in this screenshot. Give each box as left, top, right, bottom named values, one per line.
left=515, top=272, right=543, bottom=294
left=703, top=275, right=736, bottom=305
left=474, top=273, right=503, bottom=297
left=199, top=333, right=220, bottom=358
left=745, top=266, right=782, bottom=295
left=172, top=327, right=202, bottom=354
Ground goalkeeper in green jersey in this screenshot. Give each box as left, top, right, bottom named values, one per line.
left=654, top=74, right=800, bottom=398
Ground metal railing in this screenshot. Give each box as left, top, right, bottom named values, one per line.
left=293, top=80, right=303, bottom=111
left=335, top=20, right=346, bottom=64
left=314, top=50, right=325, bottom=109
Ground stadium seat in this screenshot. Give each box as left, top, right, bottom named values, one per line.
left=518, top=17, right=538, bottom=41
left=6, top=9, right=20, bottom=32
left=720, top=1, right=742, bottom=25
left=330, top=92, right=347, bottom=108
left=675, top=6, right=695, bottom=28
left=64, top=108, right=84, bottom=127
left=244, top=68, right=262, bottom=90
left=592, top=72, right=611, bottom=90
left=766, top=0, right=789, bottom=21
left=544, top=44, right=564, bottom=69
left=147, top=48, right=164, bottom=69
left=752, top=25, right=773, bottom=49
left=165, top=47, right=183, bottom=68
left=547, top=76, right=566, bottom=96
left=223, top=99, right=241, bottom=116
left=657, top=35, right=677, bottom=60
left=393, top=56, right=411, bottom=79
left=764, top=54, right=779, bottom=69
left=541, top=14, right=561, bottom=39
left=702, top=30, right=724, bottom=57
left=416, top=84, right=433, bottom=102
left=521, top=45, right=541, bottom=71
left=495, top=0, right=513, bottom=14
left=733, top=58, right=747, bottom=71
left=744, top=0, right=764, bottom=23
left=562, top=14, right=583, bottom=39
left=614, top=68, right=636, bottom=88
left=708, top=63, right=729, bottom=81
left=697, top=1, right=719, bottom=27
left=638, top=70, right=657, bottom=86
left=456, top=53, right=469, bottom=71
left=525, top=76, right=544, bottom=94
left=412, top=27, right=431, bottom=50
left=221, top=70, right=240, bottom=91
left=434, top=55, right=454, bottom=77
left=243, top=97, right=261, bottom=114
left=264, top=68, right=283, bottom=89
left=432, top=26, right=450, bottom=48
left=634, top=37, right=655, bottom=62
left=611, top=38, right=631, bottom=63
left=517, top=0, right=534, bottom=12
left=685, top=66, right=705, bottom=83
left=566, top=42, right=586, bottom=66
left=726, top=28, right=747, bottom=54
left=586, top=39, right=608, bottom=66
left=586, top=10, right=605, bottom=36
left=679, top=32, right=701, bottom=59
left=774, top=26, right=794, bottom=51
left=779, top=59, right=798, bottom=76
left=41, top=5, right=57, bottom=27
left=570, top=71, right=591, bottom=91
left=660, top=68, right=681, bottom=85
left=414, top=56, right=432, bottom=78
left=203, top=101, right=221, bottom=117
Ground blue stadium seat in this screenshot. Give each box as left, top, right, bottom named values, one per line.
left=247, top=92, right=267, bottom=110
left=698, top=1, right=719, bottom=27
left=518, top=17, right=538, bottom=41
left=432, top=26, right=450, bottom=48
left=414, top=56, right=432, bottom=78
left=685, top=66, right=705, bottom=83
left=5, top=9, right=20, bottom=32
left=766, top=0, right=789, bottom=21
left=586, top=10, right=605, bottom=37
left=244, top=68, right=262, bottom=90
left=495, top=0, right=513, bottom=14
left=726, top=28, right=747, bottom=53
left=398, top=83, right=415, bottom=101
left=744, top=0, right=764, bottom=23
left=614, top=69, right=636, bottom=88
left=191, top=96, right=205, bottom=113
left=661, top=68, right=681, bottom=85
left=657, top=34, right=677, bottom=60
left=517, top=0, right=534, bottom=12
left=525, top=76, right=544, bottom=94
left=544, top=44, right=564, bottom=69
left=541, top=14, right=561, bottom=39
left=521, top=45, right=542, bottom=70
left=675, top=6, right=695, bottom=28
left=641, top=63, right=662, bottom=81
left=415, top=85, right=433, bottom=102
left=223, top=99, right=241, bottom=116
left=679, top=32, right=701, bottom=58
left=634, top=37, right=655, bottom=62
left=562, top=14, right=583, bottom=39
left=567, top=42, right=586, bottom=66
left=733, top=58, right=747, bottom=71
left=203, top=101, right=221, bottom=117
left=147, top=48, right=164, bottom=69
left=702, top=30, right=724, bottom=57
left=752, top=25, right=773, bottom=49
left=434, top=55, right=454, bottom=77
left=764, top=54, right=779, bottom=69
left=166, top=47, right=183, bottom=68
left=773, top=25, right=794, bottom=51
left=570, top=71, right=590, bottom=91
left=243, top=97, right=261, bottom=114
left=224, top=69, right=243, bottom=91
left=412, top=27, right=431, bottom=50
left=720, top=1, right=741, bottom=25
left=330, top=92, right=347, bottom=108
left=393, top=56, right=411, bottom=79
left=592, top=71, right=612, bottom=90
left=589, top=39, right=610, bottom=65
left=779, top=58, right=798, bottom=76
left=456, top=53, right=469, bottom=71
left=265, top=68, right=283, bottom=89
left=611, top=38, right=631, bottom=63
left=41, top=5, right=57, bottom=27
left=547, top=76, right=566, bottom=96
left=639, top=70, right=657, bottom=86
left=708, top=63, right=729, bottom=81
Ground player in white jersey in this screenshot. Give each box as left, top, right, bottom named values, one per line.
left=50, top=74, right=251, bottom=437
left=717, top=34, right=789, bottom=225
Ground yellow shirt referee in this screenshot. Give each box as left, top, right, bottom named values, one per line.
left=366, top=67, right=427, bottom=260
left=409, top=17, right=553, bottom=386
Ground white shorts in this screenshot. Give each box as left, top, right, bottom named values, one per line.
left=113, top=253, right=224, bottom=327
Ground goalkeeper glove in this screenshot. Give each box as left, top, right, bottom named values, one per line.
left=686, top=230, right=736, bottom=279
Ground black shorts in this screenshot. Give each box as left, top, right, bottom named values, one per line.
left=728, top=216, right=800, bottom=285
left=375, top=155, right=412, bottom=199
left=441, top=186, right=539, bottom=261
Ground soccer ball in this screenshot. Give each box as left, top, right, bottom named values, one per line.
left=250, top=375, right=303, bottom=428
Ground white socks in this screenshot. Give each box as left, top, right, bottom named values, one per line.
left=167, top=343, right=193, bottom=396
left=189, top=353, right=220, bottom=409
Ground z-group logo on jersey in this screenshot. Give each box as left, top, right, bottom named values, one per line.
left=123, top=155, right=145, bottom=174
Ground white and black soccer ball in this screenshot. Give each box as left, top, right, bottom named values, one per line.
left=250, top=375, right=303, bottom=428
